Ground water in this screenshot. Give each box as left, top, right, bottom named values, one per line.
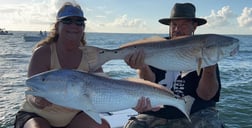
left=0, top=32, right=251, bottom=128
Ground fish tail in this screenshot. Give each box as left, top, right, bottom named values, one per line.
left=80, top=46, right=116, bottom=72
left=183, top=95, right=195, bottom=122
left=174, top=95, right=194, bottom=122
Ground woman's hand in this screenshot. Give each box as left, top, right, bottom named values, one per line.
left=133, top=97, right=161, bottom=113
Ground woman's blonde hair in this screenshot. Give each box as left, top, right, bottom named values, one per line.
left=34, top=2, right=86, bottom=49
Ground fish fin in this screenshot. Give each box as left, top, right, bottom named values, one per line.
left=180, top=71, right=191, bottom=78
left=120, top=36, right=166, bottom=48
left=197, top=58, right=202, bottom=76
left=80, top=95, right=102, bottom=124
left=84, top=110, right=102, bottom=124
left=183, top=95, right=195, bottom=122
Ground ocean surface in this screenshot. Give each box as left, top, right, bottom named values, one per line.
left=0, top=32, right=251, bottom=128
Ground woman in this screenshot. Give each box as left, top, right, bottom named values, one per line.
left=14, top=2, right=110, bottom=128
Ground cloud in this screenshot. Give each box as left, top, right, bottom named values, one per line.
left=237, top=7, right=252, bottom=28
left=108, top=15, right=146, bottom=28
left=96, top=15, right=106, bottom=18
left=85, top=7, right=93, bottom=12
left=0, top=1, right=56, bottom=24
left=0, top=7, right=17, bottom=13
left=52, top=0, right=78, bottom=9
left=204, top=6, right=235, bottom=28
left=0, top=0, right=83, bottom=30
left=85, top=14, right=148, bottom=33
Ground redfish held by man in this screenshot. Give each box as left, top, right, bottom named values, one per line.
left=25, top=69, right=195, bottom=124
left=82, top=34, right=239, bottom=74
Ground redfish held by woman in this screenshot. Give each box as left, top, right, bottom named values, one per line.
left=25, top=69, right=195, bottom=124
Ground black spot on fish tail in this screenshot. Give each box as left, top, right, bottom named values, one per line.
left=101, top=112, right=113, bottom=116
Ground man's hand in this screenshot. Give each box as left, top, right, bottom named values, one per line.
left=124, top=49, right=148, bottom=70
left=133, top=97, right=161, bottom=113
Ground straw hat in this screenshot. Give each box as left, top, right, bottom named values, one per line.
left=159, top=3, right=207, bottom=26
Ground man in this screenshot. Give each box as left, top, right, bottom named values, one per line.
left=124, top=3, right=224, bottom=128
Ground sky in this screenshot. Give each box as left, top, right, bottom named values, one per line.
left=0, top=0, right=252, bottom=35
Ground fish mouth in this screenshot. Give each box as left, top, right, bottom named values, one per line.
left=25, top=80, right=43, bottom=96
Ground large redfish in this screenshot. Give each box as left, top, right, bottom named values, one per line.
left=25, top=69, right=195, bottom=124
left=82, top=34, right=239, bottom=74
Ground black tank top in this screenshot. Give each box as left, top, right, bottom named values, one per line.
left=143, top=66, right=221, bottom=119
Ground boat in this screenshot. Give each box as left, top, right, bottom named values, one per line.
left=23, top=35, right=45, bottom=42
left=0, top=28, right=13, bottom=35
left=23, top=31, right=47, bottom=42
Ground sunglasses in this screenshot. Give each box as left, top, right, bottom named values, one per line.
left=60, top=18, right=85, bottom=26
